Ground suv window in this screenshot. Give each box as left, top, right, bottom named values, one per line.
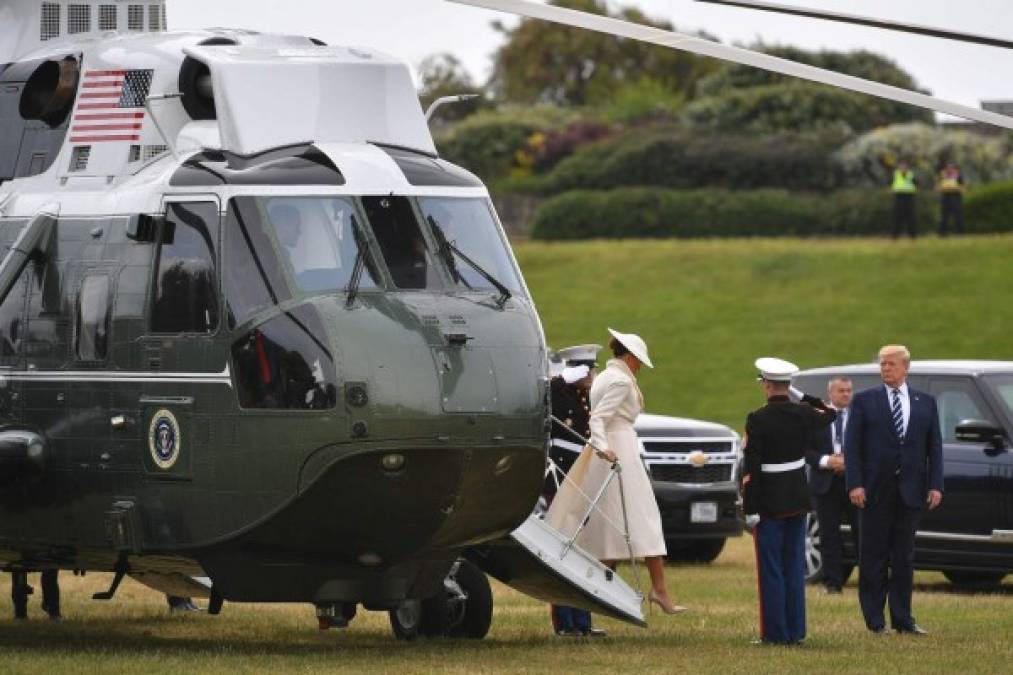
left=928, top=377, right=996, bottom=442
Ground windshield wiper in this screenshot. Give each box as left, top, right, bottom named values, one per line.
left=428, top=215, right=512, bottom=308
left=345, top=215, right=369, bottom=308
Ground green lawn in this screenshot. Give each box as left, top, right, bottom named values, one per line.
left=515, top=234, right=1013, bottom=430
left=2, top=537, right=1010, bottom=674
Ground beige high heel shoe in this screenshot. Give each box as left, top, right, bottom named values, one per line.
left=648, top=590, right=688, bottom=615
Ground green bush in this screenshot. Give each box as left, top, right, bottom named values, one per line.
left=681, top=83, right=932, bottom=135
left=965, top=180, right=1013, bottom=233
left=529, top=187, right=952, bottom=240
left=434, top=107, right=580, bottom=182
left=835, top=123, right=1013, bottom=187
left=525, top=127, right=847, bottom=195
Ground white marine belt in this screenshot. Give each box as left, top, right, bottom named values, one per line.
left=551, top=438, right=583, bottom=453
left=760, top=458, right=806, bottom=473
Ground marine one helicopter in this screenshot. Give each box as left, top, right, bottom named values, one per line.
left=2, top=0, right=1012, bottom=643
left=0, top=0, right=646, bottom=639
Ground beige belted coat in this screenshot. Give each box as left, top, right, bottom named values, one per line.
left=546, top=358, right=667, bottom=560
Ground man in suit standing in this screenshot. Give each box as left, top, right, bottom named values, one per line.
left=806, top=377, right=860, bottom=594
left=845, top=345, right=944, bottom=635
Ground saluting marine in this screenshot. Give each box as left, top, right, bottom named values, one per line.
left=742, top=358, right=836, bottom=645
left=545, top=344, right=606, bottom=638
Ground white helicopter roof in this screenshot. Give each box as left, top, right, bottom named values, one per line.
left=185, top=44, right=436, bottom=157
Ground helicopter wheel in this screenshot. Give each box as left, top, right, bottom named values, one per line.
left=388, top=559, right=493, bottom=640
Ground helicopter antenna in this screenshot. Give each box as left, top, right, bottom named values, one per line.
left=425, top=94, right=481, bottom=123
left=695, top=1, right=1013, bottom=50
left=446, top=0, right=1013, bottom=131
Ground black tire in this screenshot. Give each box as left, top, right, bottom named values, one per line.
left=389, top=599, right=423, bottom=640
left=804, top=513, right=824, bottom=583
left=943, top=570, right=1008, bottom=587
left=446, top=560, right=493, bottom=639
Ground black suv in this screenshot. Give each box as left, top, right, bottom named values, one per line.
left=636, top=413, right=744, bottom=563
left=794, top=361, right=1013, bottom=586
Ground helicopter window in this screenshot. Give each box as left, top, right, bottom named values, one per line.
left=362, top=196, right=440, bottom=290
left=76, top=274, right=110, bottom=361
left=418, top=198, right=524, bottom=294
left=151, top=202, right=219, bottom=334
left=0, top=256, right=28, bottom=365
left=232, top=305, right=337, bottom=410
left=264, top=197, right=378, bottom=293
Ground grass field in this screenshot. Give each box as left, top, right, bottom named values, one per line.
left=3, top=234, right=1012, bottom=673
left=1, top=537, right=1010, bottom=674
left=515, top=234, right=1013, bottom=430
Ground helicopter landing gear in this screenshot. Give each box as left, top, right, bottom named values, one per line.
left=388, top=559, right=493, bottom=640
left=316, top=602, right=356, bottom=630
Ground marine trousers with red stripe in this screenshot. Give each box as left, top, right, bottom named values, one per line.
left=754, top=514, right=807, bottom=644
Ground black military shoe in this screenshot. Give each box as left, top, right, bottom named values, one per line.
left=869, top=626, right=889, bottom=635
left=895, top=624, right=928, bottom=636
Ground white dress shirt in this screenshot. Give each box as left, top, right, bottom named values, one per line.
left=885, top=381, right=911, bottom=435
left=819, top=406, right=849, bottom=469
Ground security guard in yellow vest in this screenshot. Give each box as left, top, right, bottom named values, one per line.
left=937, top=163, right=964, bottom=236
left=891, top=162, right=918, bottom=239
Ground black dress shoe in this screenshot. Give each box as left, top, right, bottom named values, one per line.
left=823, top=585, right=843, bottom=595
left=869, top=626, right=889, bottom=634
left=895, top=624, right=928, bottom=635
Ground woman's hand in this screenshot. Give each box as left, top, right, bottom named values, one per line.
left=593, top=446, right=617, bottom=463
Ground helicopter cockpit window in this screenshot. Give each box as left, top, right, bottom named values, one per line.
left=362, top=196, right=440, bottom=290
left=418, top=198, right=523, bottom=294
left=232, top=304, right=337, bottom=410
left=151, top=202, right=219, bottom=334
left=265, top=197, right=378, bottom=294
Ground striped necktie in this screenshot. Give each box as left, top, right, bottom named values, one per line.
left=891, top=388, right=905, bottom=437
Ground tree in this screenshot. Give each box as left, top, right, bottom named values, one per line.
left=487, top=0, right=718, bottom=107
left=417, top=53, right=484, bottom=126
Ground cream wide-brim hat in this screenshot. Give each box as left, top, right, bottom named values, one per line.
left=607, top=328, right=654, bottom=369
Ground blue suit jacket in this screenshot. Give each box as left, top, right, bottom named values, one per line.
left=844, top=384, right=944, bottom=509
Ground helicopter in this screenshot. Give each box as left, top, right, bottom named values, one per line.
left=0, top=0, right=648, bottom=639
left=1, top=0, right=1010, bottom=643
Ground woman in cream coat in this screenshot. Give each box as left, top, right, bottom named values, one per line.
left=547, top=329, right=686, bottom=614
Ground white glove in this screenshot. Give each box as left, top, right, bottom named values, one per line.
left=562, top=365, right=590, bottom=384
left=745, top=514, right=761, bottom=530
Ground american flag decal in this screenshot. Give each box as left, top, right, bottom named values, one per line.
left=71, top=69, right=154, bottom=143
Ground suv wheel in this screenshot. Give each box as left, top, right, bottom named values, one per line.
left=805, top=513, right=824, bottom=583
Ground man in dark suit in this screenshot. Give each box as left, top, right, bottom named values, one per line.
left=845, top=345, right=944, bottom=635
left=806, top=376, right=860, bottom=594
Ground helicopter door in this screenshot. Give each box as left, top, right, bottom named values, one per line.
left=139, top=198, right=223, bottom=481
left=466, top=515, right=647, bottom=627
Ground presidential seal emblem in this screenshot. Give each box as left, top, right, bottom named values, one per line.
left=149, top=409, right=181, bottom=470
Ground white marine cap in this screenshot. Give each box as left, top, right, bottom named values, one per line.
left=607, top=328, right=654, bottom=369
left=557, top=344, right=603, bottom=366
left=755, top=357, right=799, bottom=382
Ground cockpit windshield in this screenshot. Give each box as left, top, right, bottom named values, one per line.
left=418, top=197, right=523, bottom=293
left=224, top=196, right=378, bottom=328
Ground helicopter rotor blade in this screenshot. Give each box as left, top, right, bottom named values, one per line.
left=695, top=1, right=1013, bottom=51
left=446, top=0, right=1013, bottom=131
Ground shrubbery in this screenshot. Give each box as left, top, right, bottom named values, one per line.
left=528, top=187, right=982, bottom=239
left=521, top=127, right=847, bottom=194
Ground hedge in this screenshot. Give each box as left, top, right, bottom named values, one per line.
left=527, top=185, right=1013, bottom=239
left=521, top=127, right=847, bottom=195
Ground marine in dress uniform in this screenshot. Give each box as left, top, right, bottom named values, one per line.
left=545, top=344, right=605, bottom=638
left=743, top=358, right=836, bottom=645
